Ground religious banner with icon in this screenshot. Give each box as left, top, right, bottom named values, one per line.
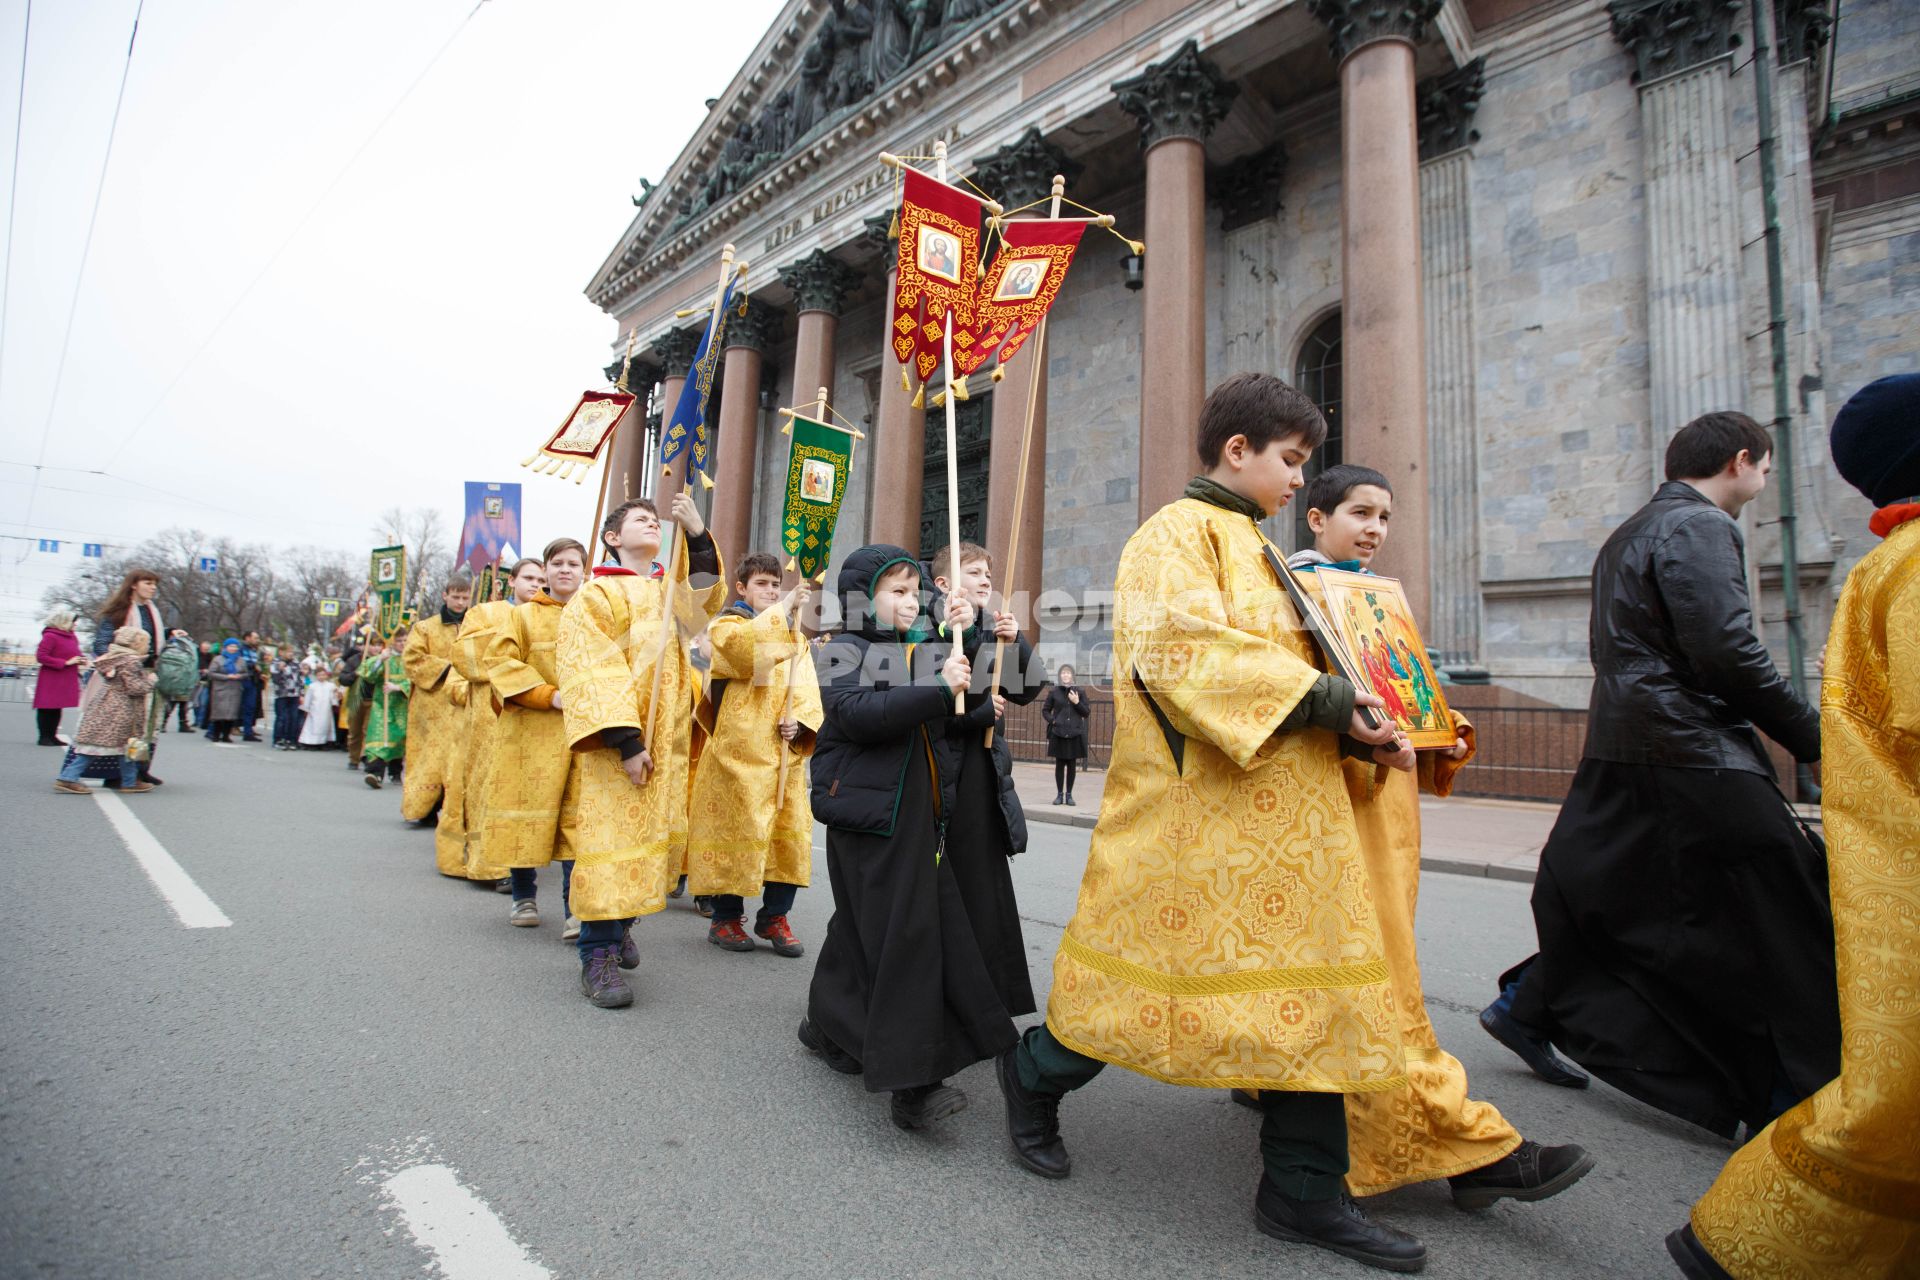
left=891, top=168, right=987, bottom=396
left=662, top=265, right=746, bottom=489
left=458, top=481, right=523, bottom=575
left=369, top=544, right=408, bottom=639
left=778, top=411, right=857, bottom=582
left=519, top=391, right=635, bottom=483
left=950, top=216, right=1088, bottom=394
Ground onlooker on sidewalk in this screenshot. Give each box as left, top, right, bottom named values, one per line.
left=205, top=638, right=250, bottom=743
left=238, top=630, right=265, bottom=742
left=54, top=626, right=156, bottom=794
left=34, top=609, right=85, bottom=746
left=155, top=630, right=200, bottom=732
left=1041, top=664, right=1089, bottom=806
left=270, top=649, right=305, bottom=749
left=298, top=667, right=340, bottom=750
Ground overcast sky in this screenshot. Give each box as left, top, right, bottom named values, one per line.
left=0, top=0, right=783, bottom=639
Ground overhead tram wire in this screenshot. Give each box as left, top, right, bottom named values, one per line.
left=0, top=0, right=30, bottom=416
left=102, top=0, right=493, bottom=473
left=15, top=0, right=143, bottom=563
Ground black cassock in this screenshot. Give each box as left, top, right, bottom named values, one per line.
left=1504, top=759, right=1840, bottom=1138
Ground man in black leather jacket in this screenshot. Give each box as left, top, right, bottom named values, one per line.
left=1481, top=412, right=1838, bottom=1140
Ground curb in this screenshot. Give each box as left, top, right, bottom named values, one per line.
left=1027, top=807, right=1097, bottom=830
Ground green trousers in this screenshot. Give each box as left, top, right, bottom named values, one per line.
left=1016, top=1024, right=1350, bottom=1201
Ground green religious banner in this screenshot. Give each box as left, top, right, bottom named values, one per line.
left=370, top=544, right=408, bottom=638
left=778, top=410, right=860, bottom=581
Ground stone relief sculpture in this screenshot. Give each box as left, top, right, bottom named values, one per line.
left=826, top=0, right=876, bottom=111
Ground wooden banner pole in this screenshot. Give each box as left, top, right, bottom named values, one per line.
left=934, top=141, right=966, bottom=713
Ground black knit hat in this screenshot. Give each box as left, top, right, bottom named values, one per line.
left=1831, top=373, right=1920, bottom=506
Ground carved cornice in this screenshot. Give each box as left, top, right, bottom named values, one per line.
left=1417, top=57, right=1485, bottom=160
left=604, top=356, right=664, bottom=389
left=652, top=328, right=703, bottom=379
left=1209, top=143, right=1288, bottom=232
left=724, top=295, right=785, bottom=354
left=1607, top=0, right=1740, bottom=84
left=970, top=127, right=1084, bottom=209
left=1774, top=0, right=1832, bottom=65
left=1306, top=0, right=1443, bottom=63
left=778, top=248, right=865, bottom=316
left=1112, top=39, right=1237, bottom=151
left=859, top=210, right=897, bottom=254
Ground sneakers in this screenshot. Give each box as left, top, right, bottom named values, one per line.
left=492, top=879, right=513, bottom=894
left=996, top=1047, right=1070, bottom=1178
left=617, top=927, right=640, bottom=970
left=708, top=919, right=754, bottom=951
left=1479, top=1000, right=1590, bottom=1088
left=561, top=915, right=581, bottom=942
left=693, top=895, right=714, bottom=918
left=509, top=899, right=540, bottom=928
left=1254, top=1177, right=1427, bottom=1273
left=1448, top=1140, right=1594, bottom=1210
left=122, top=782, right=155, bottom=794
left=891, top=1081, right=968, bottom=1131
left=579, top=947, right=633, bottom=1008
left=754, top=914, right=804, bottom=957
left=53, top=780, right=89, bottom=794
left=364, top=773, right=383, bottom=790
left=797, top=1017, right=862, bottom=1074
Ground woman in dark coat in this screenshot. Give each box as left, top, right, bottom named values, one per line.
left=34, top=609, right=85, bottom=745
left=1041, top=663, right=1089, bottom=804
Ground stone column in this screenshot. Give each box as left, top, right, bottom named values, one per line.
left=1312, top=0, right=1438, bottom=623
left=1418, top=58, right=1485, bottom=667
left=973, top=129, right=1081, bottom=629
left=860, top=214, right=928, bottom=552
left=597, top=357, right=661, bottom=514
left=1609, top=0, right=1745, bottom=467
left=708, top=297, right=783, bottom=572
left=1114, top=40, right=1236, bottom=521
left=778, top=248, right=863, bottom=423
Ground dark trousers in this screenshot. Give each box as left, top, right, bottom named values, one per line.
left=365, top=757, right=403, bottom=783
left=1053, top=759, right=1077, bottom=794
left=164, top=700, right=191, bottom=731
left=240, top=682, right=261, bottom=737
left=509, top=862, right=573, bottom=914
left=347, top=697, right=370, bottom=763
left=1016, top=1025, right=1349, bottom=1201
left=577, top=917, right=632, bottom=962
left=272, top=695, right=301, bottom=744
left=36, top=708, right=61, bottom=743
left=710, top=880, right=799, bottom=924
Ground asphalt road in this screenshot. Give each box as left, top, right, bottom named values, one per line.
left=0, top=703, right=1732, bottom=1279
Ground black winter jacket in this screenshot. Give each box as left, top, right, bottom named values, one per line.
left=1583, top=481, right=1819, bottom=774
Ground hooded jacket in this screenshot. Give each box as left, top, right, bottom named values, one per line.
left=810, top=544, right=965, bottom=836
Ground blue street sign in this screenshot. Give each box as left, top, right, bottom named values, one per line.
left=37, top=539, right=58, bottom=553
left=83, top=543, right=103, bottom=558
left=198, top=556, right=219, bottom=573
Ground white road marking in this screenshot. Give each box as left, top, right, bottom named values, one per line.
left=92, top=792, right=233, bottom=929
left=383, top=1164, right=551, bottom=1280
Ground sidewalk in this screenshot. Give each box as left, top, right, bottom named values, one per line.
left=1013, top=761, right=1556, bottom=883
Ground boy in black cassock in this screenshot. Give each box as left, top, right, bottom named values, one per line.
left=799, top=544, right=1033, bottom=1131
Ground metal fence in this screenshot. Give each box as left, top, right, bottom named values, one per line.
left=1002, top=696, right=1114, bottom=771
left=0, top=673, right=36, bottom=705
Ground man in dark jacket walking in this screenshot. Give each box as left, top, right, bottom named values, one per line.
left=1482, top=411, right=1837, bottom=1140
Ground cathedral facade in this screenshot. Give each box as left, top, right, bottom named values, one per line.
left=588, top=0, right=1918, bottom=708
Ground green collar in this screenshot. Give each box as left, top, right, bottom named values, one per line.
left=1183, top=475, right=1266, bottom=522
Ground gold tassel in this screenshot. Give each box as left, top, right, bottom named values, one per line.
left=888, top=210, right=899, bottom=239
left=991, top=365, right=1006, bottom=383
left=900, top=366, right=911, bottom=393
left=699, top=471, right=715, bottom=490
left=785, top=556, right=797, bottom=571
left=910, top=385, right=925, bottom=410
left=780, top=420, right=792, bottom=436
left=519, top=451, right=542, bottom=469
left=950, top=375, right=970, bottom=401
left=929, top=389, right=946, bottom=410
left=572, top=463, right=588, bottom=485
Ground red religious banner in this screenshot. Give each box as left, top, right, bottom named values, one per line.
left=892, top=168, right=986, bottom=393
left=951, top=217, right=1087, bottom=392
left=519, top=390, right=635, bottom=483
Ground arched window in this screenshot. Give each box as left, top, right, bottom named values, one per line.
left=1292, top=312, right=1343, bottom=549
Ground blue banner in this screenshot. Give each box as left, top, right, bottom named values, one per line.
left=458, top=481, right=524, bottom=574
left=660, top=269, right=744, bottom=483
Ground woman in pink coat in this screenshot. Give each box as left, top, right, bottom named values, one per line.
left=34, top=609, right=84, bottom=746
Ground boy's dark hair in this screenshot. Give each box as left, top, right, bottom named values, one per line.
left=1196, top=372, right=1328, bottom=467
left=542, top=537, right=587, bottom=564
left=601, top=498, right=659, bottom=547
left=444, top=571, right=473, bottom=594
left=1665, top=412, right=1772, bottom=482
left=736, top=552, right=782, bottom=584
left=929, top=541, right=990, bottom=582
left=1304, top=464, right=1392, bottom=518
left=509, top=557, right=543, bottom=579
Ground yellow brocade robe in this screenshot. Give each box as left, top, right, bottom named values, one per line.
left=1690, top=517, right=1920, bottom=1278
left=451, top=601, right=512, bottom=883
left=686, top=605, right=824, bottom=897
left=401, top=615, right=470, bottom=877
left=557, top=560, right=725, bottom=921
left=1045, top=498, right=1403, bottom=1092
left=483, top=594, right=582, bottom=869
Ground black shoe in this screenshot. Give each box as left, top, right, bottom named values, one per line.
left=348, top=760, right=360, bottom=771
left=668, top=875, right=687, bottom=899
left=693, top=895, right=714, bottom=918
left=1065, top=793, right=1076, bottom=806
left=1053, top=792, right=1064, bottom=805
left=1254, top=1178, right=1426, bottom=1274
left=1666, top=1224, right=1735, bottom=1279
left=797, top=1017, right=862, bottom=1075
left=891, top=1082, right=967, bottom=1131
left=1231, top=1087, right=1263, bottom=1112
left=996, top=1047, right=1070, bottom=1178
left=1449, top=1140, right=1595, bottom=1210
left=37, top=739, right=61, bottom=747
left=1479, top=1002, right=1590, bottom=1088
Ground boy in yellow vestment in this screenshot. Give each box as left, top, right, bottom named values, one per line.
left=1287, top=464, right=1592, bottom=1209
left=454, top=558, right=546, bottom=892
left=686, top=553, right=820, bottom=957
left=402, top=575, right=474, bottom=878
left=487, top=538, right=587, bottom=938
left=1671, top=374, right=1920, bottom=1280
left=558, top=494, right=726, bottom=1009
left=994, top=374, right=1423, bottom=1273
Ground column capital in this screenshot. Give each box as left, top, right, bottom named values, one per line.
left=1607, top=0, right=1740, bottom=84
left=778, top=248, right=864, bottom=317
left=859, top=211, right=897, bottom=254
left=1112, top=39, right=1237, bottom=151
left=724, top=295, right=784, bottom=355
left=1307, top=0, right=1442, bottom=63
left=1209, top=143, right=1289, bottom=232
left=970, top=127, right=1084, bottom=210
left=651, top=327, right=702, bottom=378
left=1775, top=0, right=1833, bottom=65
left=1417, top=57, right=1487, bottom=160
left=603, top=356, right=663, bottom=389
